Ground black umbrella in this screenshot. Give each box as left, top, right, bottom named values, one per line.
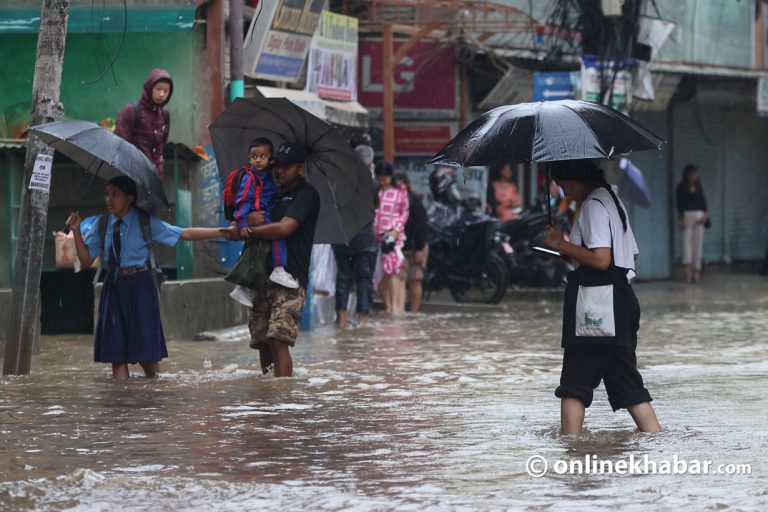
left=429, top=100, right=664, bottom=222
left=209, top=97, right=374, bottom=244
left=30, top=120, right=169, bottom=207
left=430, top=100, right=664, bottom=167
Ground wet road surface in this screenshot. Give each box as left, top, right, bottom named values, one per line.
left=1, top=272, right=766, bottom=510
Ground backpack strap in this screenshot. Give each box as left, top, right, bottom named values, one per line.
left=138, top=210, right=162, bottom=297
left=92, top=214, right=109, bottom=285
left=132, top=100, right=142, bottom=134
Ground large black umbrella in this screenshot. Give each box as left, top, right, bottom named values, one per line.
left=430, top=100, right=664, bottom=167
left=209, top=97, right=374, bottom=244
left=429, top=100, right=664, bottom=222
left=30, top=119, right=169, bottom=207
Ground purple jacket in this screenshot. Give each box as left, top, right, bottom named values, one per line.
left=115, top=69, right=174, bottom=179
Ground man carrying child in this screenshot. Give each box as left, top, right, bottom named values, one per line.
left=228, top=141, right=320, bottom=377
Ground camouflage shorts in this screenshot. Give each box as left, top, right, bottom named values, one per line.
left=248, top=284, right=306, bottom=349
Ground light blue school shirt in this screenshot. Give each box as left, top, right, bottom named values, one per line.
left=84, top=208, right=182, bottom=267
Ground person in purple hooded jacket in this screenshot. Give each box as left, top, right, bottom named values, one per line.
left=115, top=69, right=173, bottom=179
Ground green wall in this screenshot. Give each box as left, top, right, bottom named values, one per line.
left=0, top=31, right=197, bottom=146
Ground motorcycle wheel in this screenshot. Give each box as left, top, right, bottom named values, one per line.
left=449, top=253, right=509, bottom=304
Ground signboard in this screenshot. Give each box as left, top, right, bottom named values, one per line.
left=580, top=55, right=631, bottom=114
left=533, top=72, right=577, bottom=101
left=394, top=125, right=453, bottom=155
left=305, top=10, right=358, bottom=101
left=400, top=162, right=488, bottom=212
left=358, top=40, right=457, bottom=116
left=758, top=76, right=768, bottom=117
left=244, top=0, right=325, bottom=83
left=28, top=154, right=52, bottom=192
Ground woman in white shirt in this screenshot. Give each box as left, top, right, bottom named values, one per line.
left=545, top=160, right=660, bottom=435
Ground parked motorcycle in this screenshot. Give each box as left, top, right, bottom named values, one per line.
left=423, top=169, right=509, bottom=304
left=500, top=203, right=573, bottom=288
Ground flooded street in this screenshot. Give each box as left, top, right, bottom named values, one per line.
left=1, top=273, right=767, bottom=510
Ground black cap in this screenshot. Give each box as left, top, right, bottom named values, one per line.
left=274, top=141, right=306, bottom=167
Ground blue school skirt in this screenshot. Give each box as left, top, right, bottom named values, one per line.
left=94, top=268, right=168, bottom=364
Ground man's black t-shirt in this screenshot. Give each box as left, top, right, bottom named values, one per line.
left=269, top=178, right=320, bottom=288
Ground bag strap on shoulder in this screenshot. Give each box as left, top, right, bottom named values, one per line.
left=132, top=101, right=142, bottom=133
left=92, top=214, right=109, bottom=285
left=138, top=210, right=162, bottom=296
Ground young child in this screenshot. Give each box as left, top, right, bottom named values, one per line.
left=228, top=138, right=298, bottom=308
left=115, top=69, right=173, bottom=179
left=65, top=176, right=226, bottom=380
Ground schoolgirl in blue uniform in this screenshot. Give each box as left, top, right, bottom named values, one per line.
left=66, top=176, right=225, bottom=380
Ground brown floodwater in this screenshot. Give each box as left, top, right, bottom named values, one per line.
left=1, top=273, right=766, bottom=510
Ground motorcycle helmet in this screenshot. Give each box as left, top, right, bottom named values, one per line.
left=429, top=166, right=462, bottom=203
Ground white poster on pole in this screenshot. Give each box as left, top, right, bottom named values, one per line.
left=28, top=154, right=52, bottom=192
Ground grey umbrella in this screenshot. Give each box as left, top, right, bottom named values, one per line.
left=30, top=119, right=169, bottom=206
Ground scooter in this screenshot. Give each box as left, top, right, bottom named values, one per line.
left=423, top=200, right=510, bottom=304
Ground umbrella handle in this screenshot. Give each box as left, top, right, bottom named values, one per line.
left=546, top=165, right=552, bottom=226
left=62, top=162, right=103, bottom=235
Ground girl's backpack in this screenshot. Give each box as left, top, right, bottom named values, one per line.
left=223, top=166, right=260, bottom=221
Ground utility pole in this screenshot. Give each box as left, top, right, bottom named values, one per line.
left=229, top=0, right=244, bottom=101
left=3, top=0, right=69, bottom=375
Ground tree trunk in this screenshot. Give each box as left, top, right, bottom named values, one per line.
left=3, top=0, right=69, bottom=375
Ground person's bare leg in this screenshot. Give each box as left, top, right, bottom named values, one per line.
left=271, top=339, right=293, bottom=377
left=390, top=277, right=404, bottom=313
left=394, top=277, right=407, bottom=313
left=561, top=398, right=586, bottom=435
left=336, top=309, right=349, bottom=328
left=357, top=313, right=368, bottom=326
left=408, top=280, right=423, bottom=313
left=627, top=402, right=661, bottom=432
left=258, top=345, right=274, bottom=374
left=139, top=361, right=160, bottom=378
left=112, top=363, right=129, bottom=380
left=380, top=275, right=393, bottom=313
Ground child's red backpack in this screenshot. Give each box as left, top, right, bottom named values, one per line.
left=223, top=166, right=260, bottom=221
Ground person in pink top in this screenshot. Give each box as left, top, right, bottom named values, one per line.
left=374, top=161, right=409, bottom=314
left=487, top=164, right=523, bottom=223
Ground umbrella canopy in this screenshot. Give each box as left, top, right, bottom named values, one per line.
left=618, top=157, right=652, bottom=208
left=209, top=97, right=374, bottom=244
left=30, top=119, right=168, bottom=206
left=429, top=100, right=665, bottom=167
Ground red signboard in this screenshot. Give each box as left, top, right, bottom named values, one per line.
left=394, top=125, right=453, bottom=155
left=358, top=40, right=457, bottom=114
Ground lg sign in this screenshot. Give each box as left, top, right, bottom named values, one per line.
left=361, top=54, right=415, bottom=94
left=357, top=40, right=456, bottom=112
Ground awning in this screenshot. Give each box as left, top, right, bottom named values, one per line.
left=255, top=86, right=328, bottom=121
left=255, top=86, right=368, bottom=128
left=0, top=138, right=25, bottom=149
left=324, top=100, right=369, bottom=128
left=0, top=6, right=198, bottom=33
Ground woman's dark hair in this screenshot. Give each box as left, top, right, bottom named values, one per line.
left=682, top=164, right=700, bottom=186
left=249, top=137, right=274, bottom=156
left=374, top=160, right=394, bottom=176
left=550, top=160, right=627, bottom=232
left=489, top=163, right=513, bottom=183
left=107, top=176, right=138, bottom=205
left=393, top=170, right=413, bottom=193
